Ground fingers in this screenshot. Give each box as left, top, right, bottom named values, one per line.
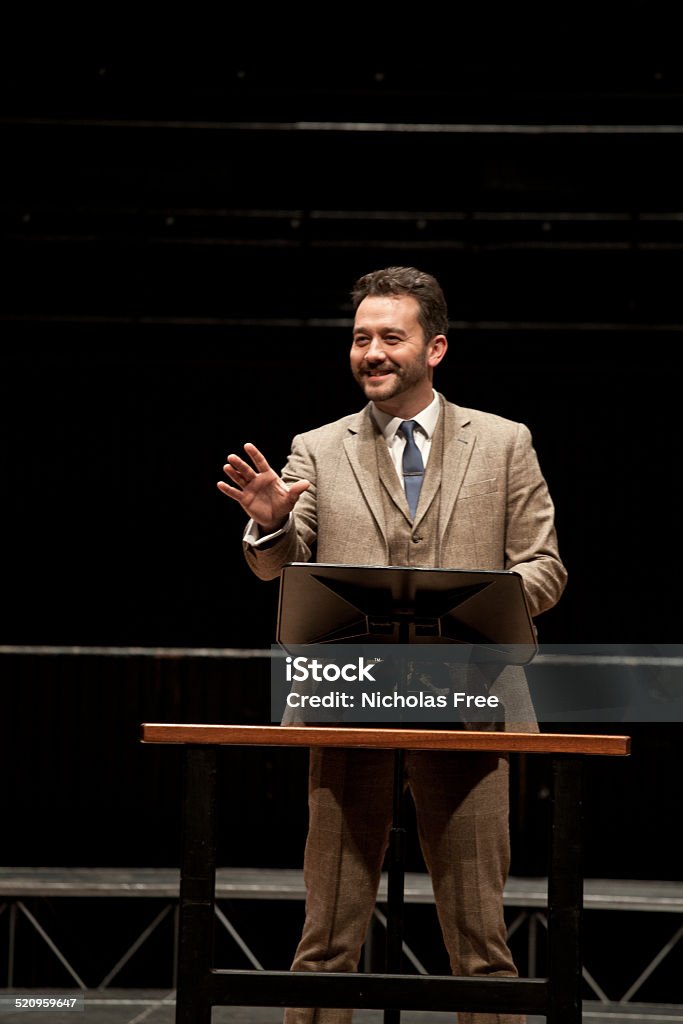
left=219, top=444, right=303, bottom=513
left=223, top=443, right=272, bottom=483
left=216, top=480, right=245, bottom=501
left=242, top=442, right=272, bottom=472
left=219, top=442, right=272, bottom=504
left=225, top=452, right=256, bottom=481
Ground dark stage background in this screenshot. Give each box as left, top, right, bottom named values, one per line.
left=1, top=26, right=682, bottom=995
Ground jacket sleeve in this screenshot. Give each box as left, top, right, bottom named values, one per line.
left=242, top=432, right=318, bottom=581
left=504, top=423, right=568, bottom=617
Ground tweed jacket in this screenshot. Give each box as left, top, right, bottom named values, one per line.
left=244, top=393, right=567, bottom=729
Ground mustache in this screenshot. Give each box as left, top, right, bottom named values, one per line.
left=358, top=360, right=399, bottom=375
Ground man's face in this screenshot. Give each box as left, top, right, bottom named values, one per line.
left=350, top=294, right=434, bottom=410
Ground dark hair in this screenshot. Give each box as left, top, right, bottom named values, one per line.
left=351, top=266, right=448, bottom=342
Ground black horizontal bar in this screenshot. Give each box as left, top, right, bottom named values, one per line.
left=205, top=969, right=548, bottom=1014
left=3, top=314, right=683, bottom=333
left=4, top=116, right=683, bottom=135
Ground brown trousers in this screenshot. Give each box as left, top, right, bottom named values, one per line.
left=284, top=747, right=522, bottom=1024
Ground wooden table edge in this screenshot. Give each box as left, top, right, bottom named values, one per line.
left=140, top=723, right=630, bottom=756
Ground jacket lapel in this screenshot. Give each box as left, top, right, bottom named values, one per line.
left=437, top=396, right=474, bottom=541
left=343, top=406, right=388, bottom=535
left=413, top=408, right=443, bottom=529
left=375, top=434, right=412, bottom=520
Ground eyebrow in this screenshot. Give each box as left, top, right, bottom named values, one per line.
left=352, top=325, right=409, bottom=336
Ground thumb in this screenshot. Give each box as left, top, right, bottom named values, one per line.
left=288, top=479, right=311, bottom=501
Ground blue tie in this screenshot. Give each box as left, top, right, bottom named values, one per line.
left=399, top=420, right=425, bottom=519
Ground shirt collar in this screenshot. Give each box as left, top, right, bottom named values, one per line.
left=371, top=390, right=440, bottom=442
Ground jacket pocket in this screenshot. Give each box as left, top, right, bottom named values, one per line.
left=459, top=476, right=498, bottom=498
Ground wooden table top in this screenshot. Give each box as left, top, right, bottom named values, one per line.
left=140, top=723, right=630, bottom=756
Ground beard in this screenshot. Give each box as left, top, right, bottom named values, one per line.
left=352, top=351, right=430, bottom=404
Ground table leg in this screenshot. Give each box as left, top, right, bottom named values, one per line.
left=384, top=747, right=406, bottom=1024
left=176, top=746, right=217, bottom=1024
left=547, top=756, right=584, bottom=1024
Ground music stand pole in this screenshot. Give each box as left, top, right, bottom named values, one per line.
left=384, top=615, right=411, bottom=1024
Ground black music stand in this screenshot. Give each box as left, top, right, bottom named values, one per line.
left=276, top=562, right=538, bottom=1023
left=277, top=562, right=537, bottom=656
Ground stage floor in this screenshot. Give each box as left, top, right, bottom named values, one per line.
left=1, top=992, right=682, bottom=1024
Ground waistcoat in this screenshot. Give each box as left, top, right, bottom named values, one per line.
left=374, top=408, right=445, bottom=568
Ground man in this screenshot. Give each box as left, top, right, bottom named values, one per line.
left=218, top=266, right=567, bottom=1024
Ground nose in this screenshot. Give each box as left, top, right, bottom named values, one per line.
left=365, top=337, right=386, bottom=362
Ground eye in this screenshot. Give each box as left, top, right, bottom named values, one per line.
left=353, top=336, right=369, bottom=347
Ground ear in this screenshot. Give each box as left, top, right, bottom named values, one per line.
left=427, top=334, right=448, bottom=368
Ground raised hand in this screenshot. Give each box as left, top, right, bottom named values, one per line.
left=217, top=442, right=310, bottom=533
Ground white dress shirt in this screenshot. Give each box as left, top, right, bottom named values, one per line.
left=369, top=389, right=440, bottom=476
